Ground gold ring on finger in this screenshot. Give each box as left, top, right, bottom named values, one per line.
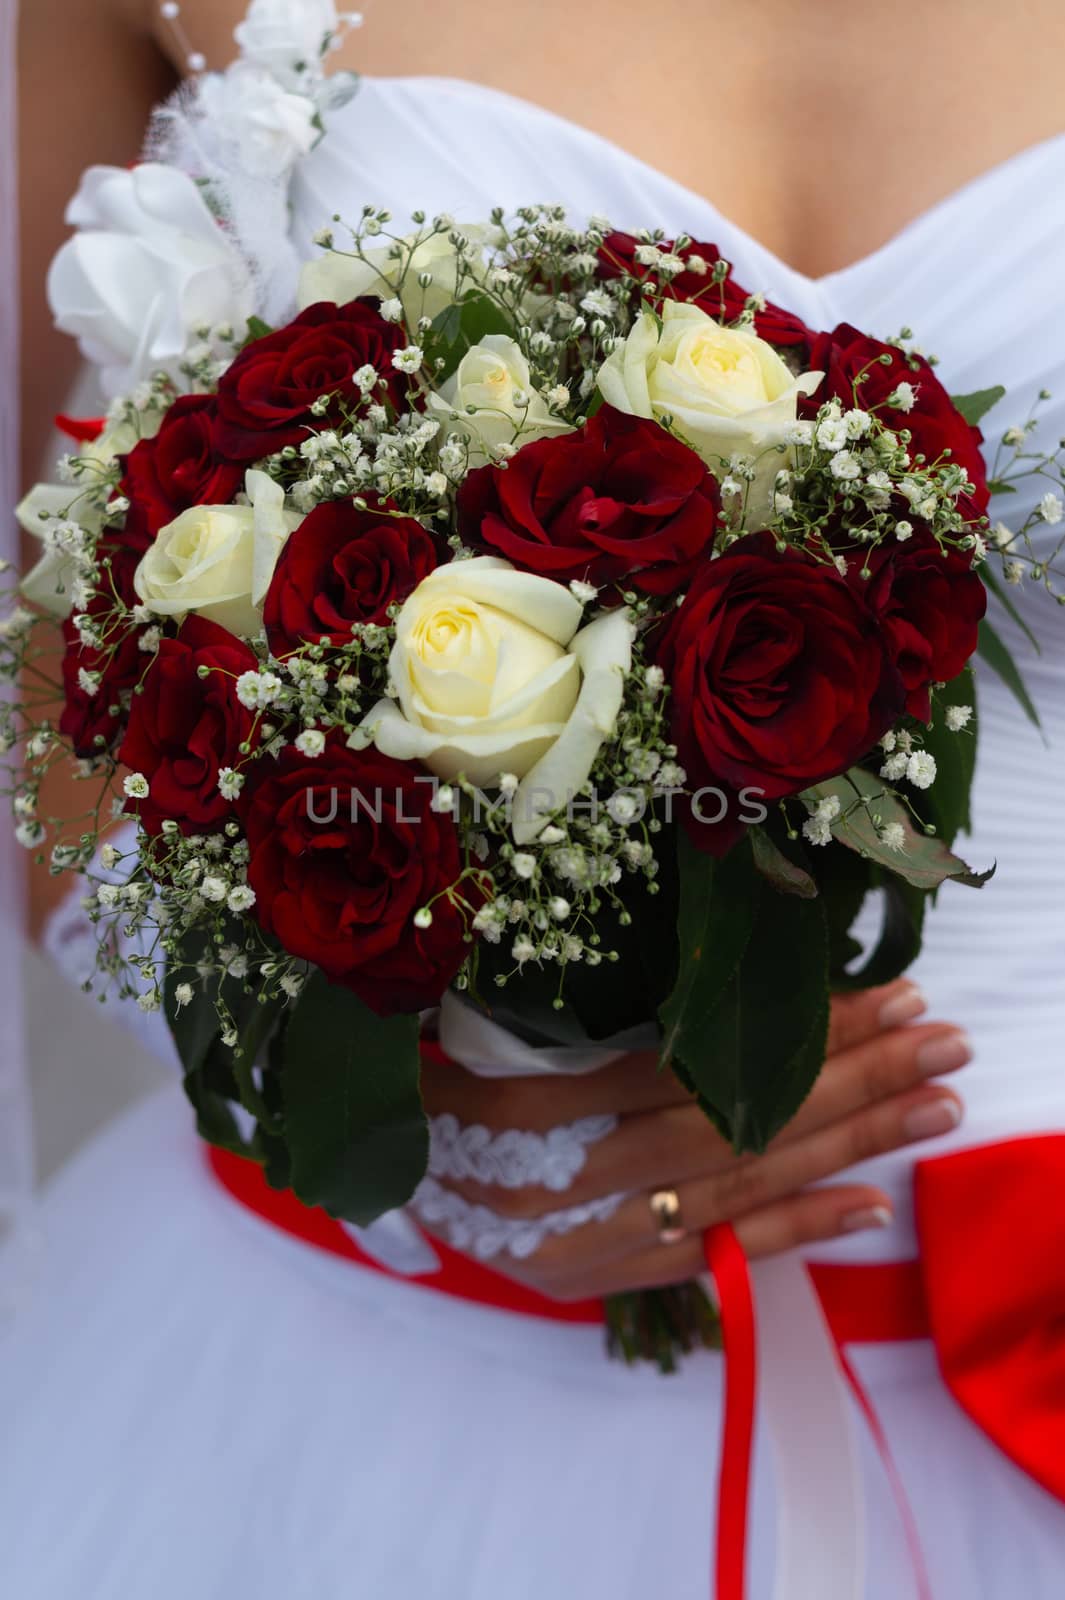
left=649, top=1187, right=686, bottom=1245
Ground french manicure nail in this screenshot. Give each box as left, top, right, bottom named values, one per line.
left=841, top=1205, right=893, bottom=1233
left=879, top=984, right=928, bottom=1028
left=904, top=1098, right=962, bottom=1142
left=916, top=1031, right=972, bottom=1077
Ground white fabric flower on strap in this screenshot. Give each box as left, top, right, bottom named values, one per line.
left=47, top=164, right=255, bottom=398
left=234, top=0, right=353, bottom=91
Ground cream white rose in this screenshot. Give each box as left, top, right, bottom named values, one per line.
left=133, top=470, right=302, bottom=638
left=47, top=164, right=255, bottom=399
left=299, top=228, right=484, bottom=326
left=597, top=302, right=822, bottom=519
left=363, top=558, right=635, bottom=839
left=426, top=336, right=572, bottom=465
left=16, top=411, right=166, bottom=616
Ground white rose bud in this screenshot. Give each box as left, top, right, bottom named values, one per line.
left=361, top=557, right=635, bottom=844
left=426, top=336, right=573, bottom=466
left=596, top=302, right=822, bottom=523
left=134, top=470, right=302, bottom=638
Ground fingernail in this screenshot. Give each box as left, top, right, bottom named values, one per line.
left=916, top=1031, right=972, bottom=1077
left=841, top=1205, right=893, bottom=1233
left=878, top=983, right=928, bottom=1028
left=904, top=1097, right=963, bottom=1142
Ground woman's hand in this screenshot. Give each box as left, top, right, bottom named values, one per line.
left=419, top=979, right=968, bottom=1301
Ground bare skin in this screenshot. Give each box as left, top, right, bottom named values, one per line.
left=19, top=0, right=1029, bottom=1283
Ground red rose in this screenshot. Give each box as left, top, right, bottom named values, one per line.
left=264, top=497, right=442, bottom=657
left=851, top=529, right=986, bottom=720
left=597, top=232, right=812, bottom=348
left=655, top=531, right=903, bottom=850
left=118, top=614, right=257, bottom=836
left=59, top=527, right=152, bottom=758
left=456, top=405, right=719, bottom=596
left=121, top=395, right=244, bottom=534
left=215, top=300, right=409, bottom=462
left=804, top=324, right=990, bottom=519
left=240, top=738, right=474, bottom=1014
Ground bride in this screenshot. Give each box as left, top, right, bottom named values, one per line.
left=5, top=1, right=1065, bottom=1595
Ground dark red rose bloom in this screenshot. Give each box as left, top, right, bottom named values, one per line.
left=121, top=395, right=244, bottom=534
left=264, top=497, right=442, bottom=657
left=59, top=523, right=153, bottom=758
left=456, top=405, right=719, bottom=596
left=118, top=614, right=257, bottom=836
left=654, top=531, right=903, bottom=852
left=215, top=300, right=409, bottom=462
left=239, top=738, right=475, bottom=1014
left=846, top=529, right=986, bottom=721
left=597, top=232, right=812, bottom=348
left=803, top=324, right=990, bottom=519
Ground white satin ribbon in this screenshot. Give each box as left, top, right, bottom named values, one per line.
left=438, top=991, right=657, bottom=1078
left=751, top=1252, right=865, bottom=1600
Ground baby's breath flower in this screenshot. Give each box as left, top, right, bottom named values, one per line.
left=218, top=767, right=245, bottom=801
left=887, top=383, right=917, bottom=412
left=123, top=772, right=150, bottom=800
left=906, top=750, right=937, bottom=789
left=1039, top=492, right=1064, bottom=526
left=945, top=704, right=973, bottom=732
left=380, top=298, right=404, bottom=323
left=391, top=344, right=424, bottom=375
left=294, top=729, right=327, bottom=758
left=227, top=885, right=257, bottom=914
left=878, top=821, right=906, bottom=851
left=829, top=450, right=861, bottom=482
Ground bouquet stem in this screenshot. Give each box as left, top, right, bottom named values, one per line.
left=605, top=1281, right=721, bottom=1374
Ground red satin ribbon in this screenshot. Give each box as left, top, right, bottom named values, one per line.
left=704, top=1224, right=756, bottom=1600
left=54, top=413, right=106, bottom=443
left=209, top=1132, right=1065, bottom=1600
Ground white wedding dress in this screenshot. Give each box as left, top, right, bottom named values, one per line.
left=3, top=78, right=1065, bottom=1600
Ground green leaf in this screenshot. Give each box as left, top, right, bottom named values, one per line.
left=751, top=828, right=818, bottom=899
left=659, top=834, right=758, bottom=1075
left=428, top=292, right=515, bottom=379
left=977, top=617, right=1043, bottom=731
left=804, top=767, right=993, bottom=890
left=164, top=923, right=287, bottom=1144
left=660, top=834, right=829, bottom=1151
left=951, top=386, right=1005, bottom=427
left=982, top=565, right=1042, bottom=657
left=244, top=315, right=275, bottom=343
left=916, top=668, right=977, bottom=846
left=816, top=843, right=875, bottom=984
left=282, top=970, right=427, bottom=1226
left=987, top=479, right=1017, bottom=497
left=839, top=875, right=926, bottom=990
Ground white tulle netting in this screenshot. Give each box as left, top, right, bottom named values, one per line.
left=143, top=24, right=360, bottom=329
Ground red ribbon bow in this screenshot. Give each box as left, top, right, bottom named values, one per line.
left=916, top=1134, right=1065, bottom=1506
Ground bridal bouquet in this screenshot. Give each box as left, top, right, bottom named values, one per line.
left=13, top=185, right=1052, bottom=1241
